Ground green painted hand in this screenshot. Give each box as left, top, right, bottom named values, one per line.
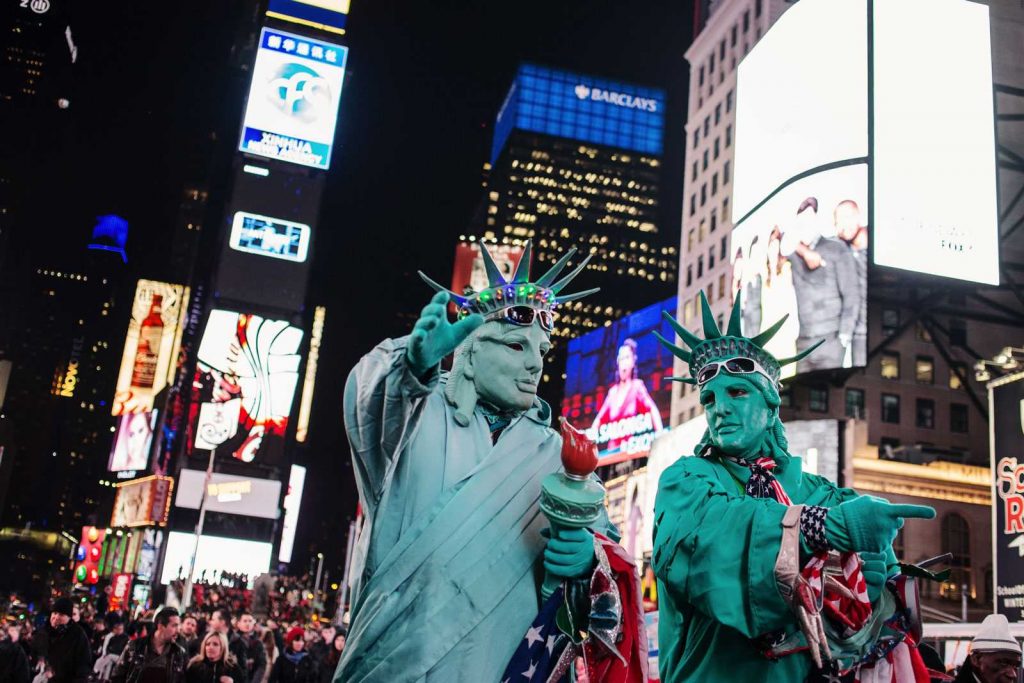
left=859, top=551, right=888, bottom=603
left=542, top=527, right=595, bottom=579
left=825, top=496, right=935, bottom=554
left=406, top=291, right=484, bottom=377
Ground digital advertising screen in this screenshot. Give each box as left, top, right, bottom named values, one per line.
left=161, top=532, right=272, bottom=587
left=278, top=464, right=306, bottom=563
left=175, top=469, right=282, bottom=520
left=267, top=0, right=349, bottom=34
left=189, top=310, right=304, bottom=464
left=562, top=297, right=675, bottom=465
left=732, top=0, right=867, bottom=221
left=450, top=242, right=525, bottom=296
left=110, top=476, right=173, bottom=528
left=107, top=410, right=158, bottom=473
left=990, top=374, right=1024, bottom=620
left=872, top=0, right=998, bottom=284
left=216, top=165, right=324, bottom=312
left=239, top=27, right=348, bottom=170
left=731, top=164, right=868, bottom=376
left=491, top=63, right=665, bottom=165
left=229, top=212, right=310, bottom=263
left=112, top=280, right=189, bottom=416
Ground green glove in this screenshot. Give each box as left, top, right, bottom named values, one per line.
left=406, top=291, right=483, bottom=377
left=825, top=496, right=935, bottom=554
left=859, top=551, right=888, bottom=603
left=542, top=527, right=596, bottom=579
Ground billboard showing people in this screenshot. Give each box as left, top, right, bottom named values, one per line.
left=731, top=164, right=868, bottom=377
left=563, top=297, right=674, bottom=465
left=108, top=410, right=158, bottom=473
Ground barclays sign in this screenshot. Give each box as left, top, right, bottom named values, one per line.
left=574, top=84, right=659, bottom=113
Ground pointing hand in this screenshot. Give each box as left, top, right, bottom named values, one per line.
left=824, top=495, right=935, bottom=554
left=406, top=291, right=484, bottom=377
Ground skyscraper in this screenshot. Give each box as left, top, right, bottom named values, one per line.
left=472, top=63, right=677, bottom=398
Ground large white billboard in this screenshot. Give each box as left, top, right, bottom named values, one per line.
left=872, top=0, right=998, bottom=284
left=239, top=27, right=348, bottom=170
left=161, top=532, right=272, bottom=586
left=732, top=0, right=867, bottom=222
left=174, top=469, right=282, bottom=520
left=278, top=464, right=306, bottom=563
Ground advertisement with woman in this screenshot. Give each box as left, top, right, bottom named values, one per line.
left=562, top=297, right=674, bottom=465
left=731, top=163, right=868, bottom=378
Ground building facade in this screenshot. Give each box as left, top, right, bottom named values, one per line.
left=472, top=63, right=677, bottom=398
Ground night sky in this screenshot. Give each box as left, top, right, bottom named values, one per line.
left=40, top=0, right=694, bottom=577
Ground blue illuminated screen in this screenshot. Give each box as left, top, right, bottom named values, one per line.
left=491, top=63, right=665, bottom=164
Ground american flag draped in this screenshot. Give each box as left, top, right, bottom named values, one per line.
left=500, top=586, right=572, bottom=683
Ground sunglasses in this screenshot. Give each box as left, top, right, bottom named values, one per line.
left=483, top=305, right=556, bottom=331
left=696, top=357, right=776, bottom=387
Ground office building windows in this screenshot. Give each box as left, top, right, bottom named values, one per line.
left=712, top=173, right=718, bottom=196
left=693, top=129, right=700, bottom=149
left=723, top=161, right=730, bottom=184
left=703, top=149, right=709, bottom=170
left=689, top=194, right=696, bottom=216
left=915, top=356, right=934, bottom=384
left=743, top=10, right=750, bottom=32
left=701, top=184, right=707, bottom=206
left=691, top=161, right=697, bottom=181
left=725, top=125, right=732, bottom=147
left=686, top=264, right=692, bottom=287
left=950, top=403, right=968, bottom=433
left=720, top=236, right=727, bottom=260
left=881, top=352, right=900, bottom=379
left=715, top=103, right=721, bottom=125
left=881, top=394, right=900, bottom=423
left=699, top=65, right=705, bottom=86
left=710, top=209, right=717, bottom=233
left=731, top=25, right=738, bottom=46
left=709, top=246, right=716, bottom=269
left=697, top=255, right=704, bottom=278
left=718, top=273, right=727, bottom=301
left=949, top=363, right=966, bottom=390
left=714, top=138, right=720, bottom=159
left=809, top=386, right=828, bottom=412
left=916, top=398, right=935, bottom=428
left=881, top=308, right=900, bottom=336
left=845, top=388, right=865, bottom=418
left=726, top=90, right=733, bottom=112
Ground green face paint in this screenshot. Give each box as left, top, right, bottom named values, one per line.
left=472, top=320, right=551, bottom=411
left=699, top=372, right=774, bottom=459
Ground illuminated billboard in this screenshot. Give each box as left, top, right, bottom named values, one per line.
left=190, top=310, right=303, bottom=463
left=267, top=0, right=349, bottom=34
left=161, top=532, right=272, bottom=587
left=229, top=211, right=310, bottom=263
left=734, top=0, right=997, bottom=295
left=239, top=28, right=348, bottom=170
left=113, top=280, right=189, bottom=416
left=216, top=165, right=324, bottom=311
left=175, top=469, right=282, bottom=520
left=731, top=164, right=868, bottom=376
left=450, top=242, right=525, bottom=297
left=492, top=63, right=665, bottom=165
left=295, top=307, right=325, bottom=443
left=107, top=411, right=158, bottom=473
left=110, top=476, right=174, bottom=528
left=278, top=464, right=306, bottom=563
left=872, top=0, right=998, bottom=283
left=562, top=297, right=675, bottom=465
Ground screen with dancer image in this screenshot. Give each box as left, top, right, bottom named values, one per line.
left=730, top=164, right=868, bottom=378
left=188, top=309, right=304, bottom=464
left=562, top=297, right=675, bottom=465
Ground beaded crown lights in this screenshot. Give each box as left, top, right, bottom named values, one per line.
left=418, top=239, right=599, bottom=320
left=654, top=291, right=822, bottom=385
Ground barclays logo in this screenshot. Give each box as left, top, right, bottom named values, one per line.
left=574, top=83, right=658, bottom=113
left=267, top=63, right=332, bottom=123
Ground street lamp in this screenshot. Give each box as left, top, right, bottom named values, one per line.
left=181, top=400, right=240, bottom=610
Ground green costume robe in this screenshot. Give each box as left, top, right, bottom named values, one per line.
left=653, top=449, right=858, bottom=683
left=338, top=337, right=593, bottom=682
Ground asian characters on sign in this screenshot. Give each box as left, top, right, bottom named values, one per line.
left=189, top=310, right=303, bottom=464
left=239, top=28, right=348, bottom=170
left=731, top=164, right=868, bottom=377
left=112, top=280, right=188, bottom=416
left=562, top=297, right=674, bottom=465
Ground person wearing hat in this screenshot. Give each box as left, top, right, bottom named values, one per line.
left=954, top=614, right=1022, bottom=683
left=34, top=597, right=92, bottom=683
left=268, top=627, right=317, bottom=683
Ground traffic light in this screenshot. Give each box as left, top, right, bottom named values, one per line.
left=74, top=526, right=105, bottom=586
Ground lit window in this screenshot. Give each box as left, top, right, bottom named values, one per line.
left=881, top=352, right=900, bottom=380
left=915, top=356, right=934, bottom=384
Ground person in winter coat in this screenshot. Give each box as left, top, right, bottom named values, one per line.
left=953, top=614, right=1022, bottom=683
left=0, top=625, right=31, bottom=683
left=185, top=632, right=245, bottom=683
left=315, top=630, right=345, bottom=683
left=35, top=598, right=92, bottom=683
left=268, top=628, right=317, bottom=683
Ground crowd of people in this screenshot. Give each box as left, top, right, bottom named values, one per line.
left=0, top=594, right=346, bottom=683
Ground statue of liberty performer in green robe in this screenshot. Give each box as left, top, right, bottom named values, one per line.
left=337, top=241, right=613, bottom=682
left=652, top=293, right=938, bottom=683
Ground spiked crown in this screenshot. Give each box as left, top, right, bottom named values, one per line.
left=419, top=239, right=599, bottom=319
left=654, top=291, right=822, bottom=385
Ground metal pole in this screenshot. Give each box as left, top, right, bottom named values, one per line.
left=336, top=520, right=356, bottom=626
left=182, top=445, right=216, bottom=610
left=962, top=583, right=968, bottom=623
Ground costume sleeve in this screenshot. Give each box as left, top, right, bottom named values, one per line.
left=833, top=244, right=859, bottom=339
left=652, top=460, right=792, bottom=638
left=342, top=336, right=439, bottom=508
